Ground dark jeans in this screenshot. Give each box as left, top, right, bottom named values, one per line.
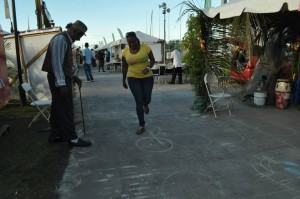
left=84, top=64, right=94, bottom=81
left=47, top=73, right=78, bottom=141
left=98, top=60, right=105, bottom=72
left=127, top=76, right=154, bottom=127
left=92, top=58, right=96, bottom=67
left=171, top=67, right=183, bottom=83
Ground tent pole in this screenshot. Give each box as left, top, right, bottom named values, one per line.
left=12, top=0, right=27, bottom=106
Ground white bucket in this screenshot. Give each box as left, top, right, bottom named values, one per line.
left=254, top=92, right=267, bottom=106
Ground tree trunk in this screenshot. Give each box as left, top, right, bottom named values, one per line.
left=245, top=41, right=283, bottom=105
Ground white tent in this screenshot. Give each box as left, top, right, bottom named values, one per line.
left=202, top=0, right=299, bottom=19
left=2, top=30, right=10, bottom=35
left=111, top=31, right=164, bottom=62
left=0, top=25, right=10, bottom=35
left=4, top=27, right=61, bottom=100
left=101, top=41, right=114, bottom=49
left=120, top=31, right=163, bottom=44
left=110, top=31, right=163, bottom=46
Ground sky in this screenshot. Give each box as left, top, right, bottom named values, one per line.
left=0, top=0, right=221, bottom=48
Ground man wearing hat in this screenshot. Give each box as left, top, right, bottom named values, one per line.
left=42, top=20, right=92, bottom=147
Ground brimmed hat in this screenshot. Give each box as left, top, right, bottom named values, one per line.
left=72, top=20, right=87, bottom=35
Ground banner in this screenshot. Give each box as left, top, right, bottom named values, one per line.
left=0, top=27, right=11, bottom=109
left=4, top=0, right=11, bottom=19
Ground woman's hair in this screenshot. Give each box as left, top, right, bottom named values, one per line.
left=126, top=31, right=136, bottom=38
left=125, top=31, right=140, bottom=45
left=65, top=22, right=73, bottom=29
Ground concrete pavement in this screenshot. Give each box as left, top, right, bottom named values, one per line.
left=58, top=67, right=300, bottom=199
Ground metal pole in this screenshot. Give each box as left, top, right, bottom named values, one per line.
left=159, top=2, right=169, bottom=64
left=163, top=12, right=166, bottom=64
left=11, top=0, right=27, bottom=106
left=35, top=0, right=42, bottom=29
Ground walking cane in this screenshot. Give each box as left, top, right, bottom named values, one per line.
left=78, top=86, right=86, bottom=135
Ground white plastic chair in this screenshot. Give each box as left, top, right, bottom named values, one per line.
left=164, top=63, right=173, bottom=83
left=203, top=73, right=232, bottom=118
left=152, top=64, right=165, bottom=84
left=21, top=83, right=52, bottom=128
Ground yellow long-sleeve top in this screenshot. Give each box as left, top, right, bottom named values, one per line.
left=122, top=44, right=153, bottom=78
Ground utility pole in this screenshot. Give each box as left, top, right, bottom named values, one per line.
left=159, top=2, right=170, bottom=64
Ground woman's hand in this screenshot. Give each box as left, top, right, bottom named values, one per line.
left=123, top=81, right=128, bottom=89
left=141, top=67, right=150, bottom=74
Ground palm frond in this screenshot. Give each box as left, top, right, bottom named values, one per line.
left=178, top=0, right=203, bottom=19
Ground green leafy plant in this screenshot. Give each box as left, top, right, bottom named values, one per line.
left=180, top=2, right=233, bottom=98
left=182, top=14, right=208, bottom=97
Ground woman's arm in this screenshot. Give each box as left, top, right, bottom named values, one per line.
left=122, top=56, right=128, bottom=82
left=141, top=50, right=156, bottom=75
left=122, top=56, right=128, bottom=89
left=148, top=50, right=155, bottom=68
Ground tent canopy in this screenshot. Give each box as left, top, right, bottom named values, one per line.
left=2, top=30, right=10, bottom=35
left=202, top=0, right=299, bottom=19
left=118, top=31, right=163, bottom=45
left=99, top=41, right=114, bottom=50
left=0, top=26, right=10, bottom=35
left=101, top=31, right=163, bottom=48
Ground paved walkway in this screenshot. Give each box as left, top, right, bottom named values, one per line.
left=58, top=67, right=300, bottom=199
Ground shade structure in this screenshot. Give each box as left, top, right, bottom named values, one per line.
left=120, top=31, right=163, bottom=45
left=202, top=0, right=299, bottom=19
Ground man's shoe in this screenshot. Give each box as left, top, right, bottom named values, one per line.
left=168, top=82, right=175, bottom=84
left=68, top=138, right=92, bottom=147
left=85, top=80, right=91, bottom=83
left=48, top=136, right=65, bottom=143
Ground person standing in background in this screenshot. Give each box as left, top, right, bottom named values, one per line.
left=122, top=31, right=155, bottom=135
left=105, top=48, right=111, bottom=63
left=98, top=49, right=106, bottom=72
left=105, top=48, right=111, bottom=70
left=82, top=42, right=94, bottom=83
left=75, top=48, right=81, bottom=68
left=169, top=48, right=183, bottom=84
left=42, top=20, right=92, bottom=147
left=91, top=49, right=96, bottom=67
